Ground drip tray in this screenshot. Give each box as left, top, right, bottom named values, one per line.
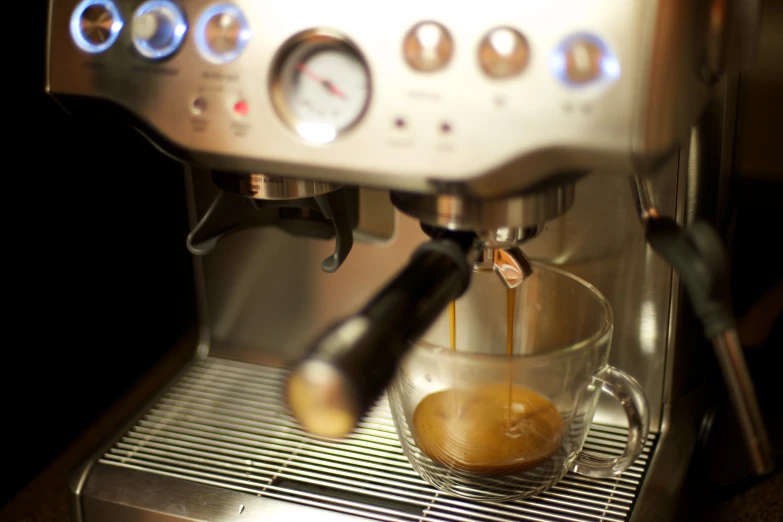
left=93, top=357, right=656, bottom=522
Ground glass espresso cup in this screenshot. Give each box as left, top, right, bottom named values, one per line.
left=388, top=263, right=650, bottom=501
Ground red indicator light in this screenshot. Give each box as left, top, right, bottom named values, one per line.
left=234, top=100, right=249, bottom=116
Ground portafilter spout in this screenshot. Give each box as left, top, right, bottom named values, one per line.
left=473, top=246, right=534, bottom=289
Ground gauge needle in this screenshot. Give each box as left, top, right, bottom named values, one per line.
left=296, top=63, right=347, bottom=99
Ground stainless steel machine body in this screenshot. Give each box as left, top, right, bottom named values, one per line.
left=69, top=156, right=696, bottom=522
left=47, top=0, right=756, bottom=520
left=48, top=0, right=725, bottom=195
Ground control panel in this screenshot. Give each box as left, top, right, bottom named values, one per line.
left=49, top=0, right=712, bottom=196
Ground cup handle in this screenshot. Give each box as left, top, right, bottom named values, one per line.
left=570, top=366, right=650, bottom=479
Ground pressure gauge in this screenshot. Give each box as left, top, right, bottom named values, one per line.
left=272, top=31, right=371, bottom=144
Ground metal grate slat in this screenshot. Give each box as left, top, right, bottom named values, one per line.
left=100, top=357, right=655, bottom=522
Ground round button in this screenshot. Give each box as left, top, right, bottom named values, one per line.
left=551, top=34, right=620, bottom=86
left=69, top=0, right=124, bottom=54
left=132, top=0, right=187, bottom=60
left=191, top=96, right=207, bottom=115
left=478, top=27, right=529, bottom=78
left=403, top=22, right=453, bottom=72
left=195, top=4, right=252, bottom=64
left=564, top=39, right=603, bottom=83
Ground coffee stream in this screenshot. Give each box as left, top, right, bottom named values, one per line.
left=449, top=286, right=517, bottom=423
left=413, top=275, right=563, bottom=475
left=449, top=301, right=457, bottom=351
left=506, top=287, right=516, bottom=425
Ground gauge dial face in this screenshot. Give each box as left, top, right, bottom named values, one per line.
left=273, top=33, right=371, bottom=144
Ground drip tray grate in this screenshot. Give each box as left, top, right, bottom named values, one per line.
left=100, top=357, right=656, bottom=522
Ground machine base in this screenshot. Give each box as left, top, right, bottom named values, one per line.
left=73, top=356, right=658, bottom=522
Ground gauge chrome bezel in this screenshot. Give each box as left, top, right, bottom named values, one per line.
left=270, top=29, right=372, bottom=145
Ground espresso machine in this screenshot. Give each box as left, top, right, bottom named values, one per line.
left=47, top=0, right=774, bottom=520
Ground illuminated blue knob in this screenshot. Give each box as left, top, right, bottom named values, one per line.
left=69, top=0, right=123, bottom=54
left=550, top=33, right=621, bottom=87
left=132, top=0, right=187, bottom=60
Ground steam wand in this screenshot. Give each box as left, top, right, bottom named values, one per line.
left=633, top=174, right=773, bottom=476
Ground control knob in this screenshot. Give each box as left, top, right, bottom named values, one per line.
left=550, top=33, right=621, bottom=87
left=479, top=27, right=530, bottom=78
left=132, top=0, right=187, bottom=59
left=403, top=22, right=453, bottom=72
left=69, top=0, right=123, bottom=54
left=195, top=4, right=251, bottom=64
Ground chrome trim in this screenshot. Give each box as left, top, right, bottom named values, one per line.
left=269, top=29, right=372, bottom=144
left=390, top=183, right=574, bottom=233
left=68, top=455, right=94, bottom=522
left=211, top=172, right=342, bottom=200
left=712, top=329, right=773, bottom=475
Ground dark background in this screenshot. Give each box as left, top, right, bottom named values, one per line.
left=3, top=0, right=196, bottom=507
left=4, top=0, right=781, bottom=515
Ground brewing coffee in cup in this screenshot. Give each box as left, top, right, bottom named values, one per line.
left=388, top=263, right=650, bottom=501
left=413, top=383, right=563, bottom=475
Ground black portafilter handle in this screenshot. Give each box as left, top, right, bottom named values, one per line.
left=286, top=232, right=477, bottom=439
